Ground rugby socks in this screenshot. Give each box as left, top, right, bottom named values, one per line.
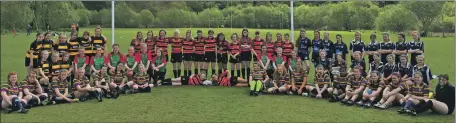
left=39, top=95, right=47, bottom=101
left=241, top=68, right=246, bottom=79
left=212, top=69, right=216, bottom=76
left=184, top=70, right=188, bottom=77
left=178, top=70, right=181, bottom=77
left=404, top=100, right=415, bottom=109
left=218, top=69, right=223, bottom=76
left=195, top=69, right=198, bottom=74
left=173, top=70, right=177, bottom=78
left=231, top=70, right=235, bottom=77
left=416, top=100, right=433, bottom=113
left=401, top=101, right=406, bottom=107
left=237, top=70, right=241, bottom=77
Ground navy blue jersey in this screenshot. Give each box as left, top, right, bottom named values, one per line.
left=395, top=41, right=409, bottom=63
left=382, top=63, right=396, bottom=78
left=333, top=42, right=348, bottom=61
left=351, top=60, right=367, bottom=76
left=319, top=40, right=334, bottom=59
left=296, top=37, right=312, bottom=59
left=349, top=40, right=365, bottom=53
left=408, top=41, right=424, bottom=66
left=412, top=65, right=433, bottom=85
left=379, top=42, right=395, bottom=63
left=315, top=58, right=331, bottom=70
left=311, top=39, right=323, bottom=62
left=312, top=39, right=322, bottom=54
left=369, top=61, right=384, bottom=73
left=396, top=63, right=412, bottom=78
left=366, top=41, right=380, bottom=63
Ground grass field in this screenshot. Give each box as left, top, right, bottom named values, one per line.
left=0, top=28, right=454, bottom=122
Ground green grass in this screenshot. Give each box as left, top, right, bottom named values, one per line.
left=1, top=28, right=454, bottom=122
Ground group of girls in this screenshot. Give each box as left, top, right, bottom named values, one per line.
left=2, top=28, right=453, bottom=117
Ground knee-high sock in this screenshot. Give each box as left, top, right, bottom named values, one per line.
left=184, top=70, right=187, bottom=77
left=405, top=100, right=415, bottom=109
left=218, top=69, right=223, bottom=75
left=237, top=70, right=241, bottom=77
left=39, top=95, right=47, bottom=101
left=173, top=70, right=177, bottom=78
left=178, top=70, right=181, bottom=77
left=194, top=69, right=198, bottom=74
left=211, top=69, right=216, bottom=76
left=416, top=100, right=434, bottom=113
left=241, top=68, right=246, bottom=79
left=231, top=70, right=235, bottom=77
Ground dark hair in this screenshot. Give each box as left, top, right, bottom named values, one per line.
left=208, top=30, right=214, bottom=34
left=314, top=30, right=320, bottom=35
left=197, top=30, right=202, bottom=34
left=398, top=32, right=406, bottom=41
left=370, top=34, right=376, bottom=40
left=242, top=28, right=248, bottom=37
left=36, top=32, right=43, bottom=37
left=112, top=44, right=120, bottom=47
left=83, top=31, right=90, bottom=36
left=216, top=33, right=226, bottom=45
left=284, top=33, right=289, bottom=37
left=44, top=32, right=51, bottom=37
left=255, top=31, right=260, bottom=35
left=231, top=33, right=238, bottom=41
left=439, top=74, right=449, bottom=80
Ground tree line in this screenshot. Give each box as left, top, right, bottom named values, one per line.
left=1, top=1, right=454, bottom=35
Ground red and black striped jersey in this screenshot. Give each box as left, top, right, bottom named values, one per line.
left=182, top=38, right=194, bottom=54
left=230, top=42, right=240, bottom=55
left=130, top=39, right=142, bottom=53
left=156, top=37, right=168, bottom=55
left=144, top=38, right=156, bottom=57
left=205, top=37, right=217, bottom=52
left=266, top=42, right=275, bottom=55
left=252, top=38, right=264, bottom=55
left=194, top=37, right=205, bottom=55
left=170, top=37, right=183, bottom=53
left=275, top=41, right=284, bottom=49
left=240, top=37, right=251, bottom=52
left=217, top=40, right=229, bottom=54
left=282, top=41, right=294, bottom=56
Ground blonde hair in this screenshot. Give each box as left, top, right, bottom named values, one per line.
left=174, top=29, right=180, bottom=34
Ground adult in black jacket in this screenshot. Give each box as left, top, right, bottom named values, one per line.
left=410, top=74, right=455, bottom=116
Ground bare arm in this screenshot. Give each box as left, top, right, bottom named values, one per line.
left=353, top=85, right=365, bottom=94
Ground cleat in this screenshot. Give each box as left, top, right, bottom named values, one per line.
left=378, top=104, right=388, bottom=109
left=346, top=100, right=354, bottom=106
left=18, top=108, right=28, bottom=114
left=397, top=108, right=407, bottom=114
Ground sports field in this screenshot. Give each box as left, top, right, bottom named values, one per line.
left=1, top=28, right=454, bottom=122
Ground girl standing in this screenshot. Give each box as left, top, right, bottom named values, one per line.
left=240, top=29, right=252, bottom=82
left=408, top=31, right=424, bottom=66
left=182, top=30, right=194, bottom=77
left=170, top=29, right=183, bottom=78
left=217, top=33, right=229, bottom=75
left=229, top=33, right=241, bottom=77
